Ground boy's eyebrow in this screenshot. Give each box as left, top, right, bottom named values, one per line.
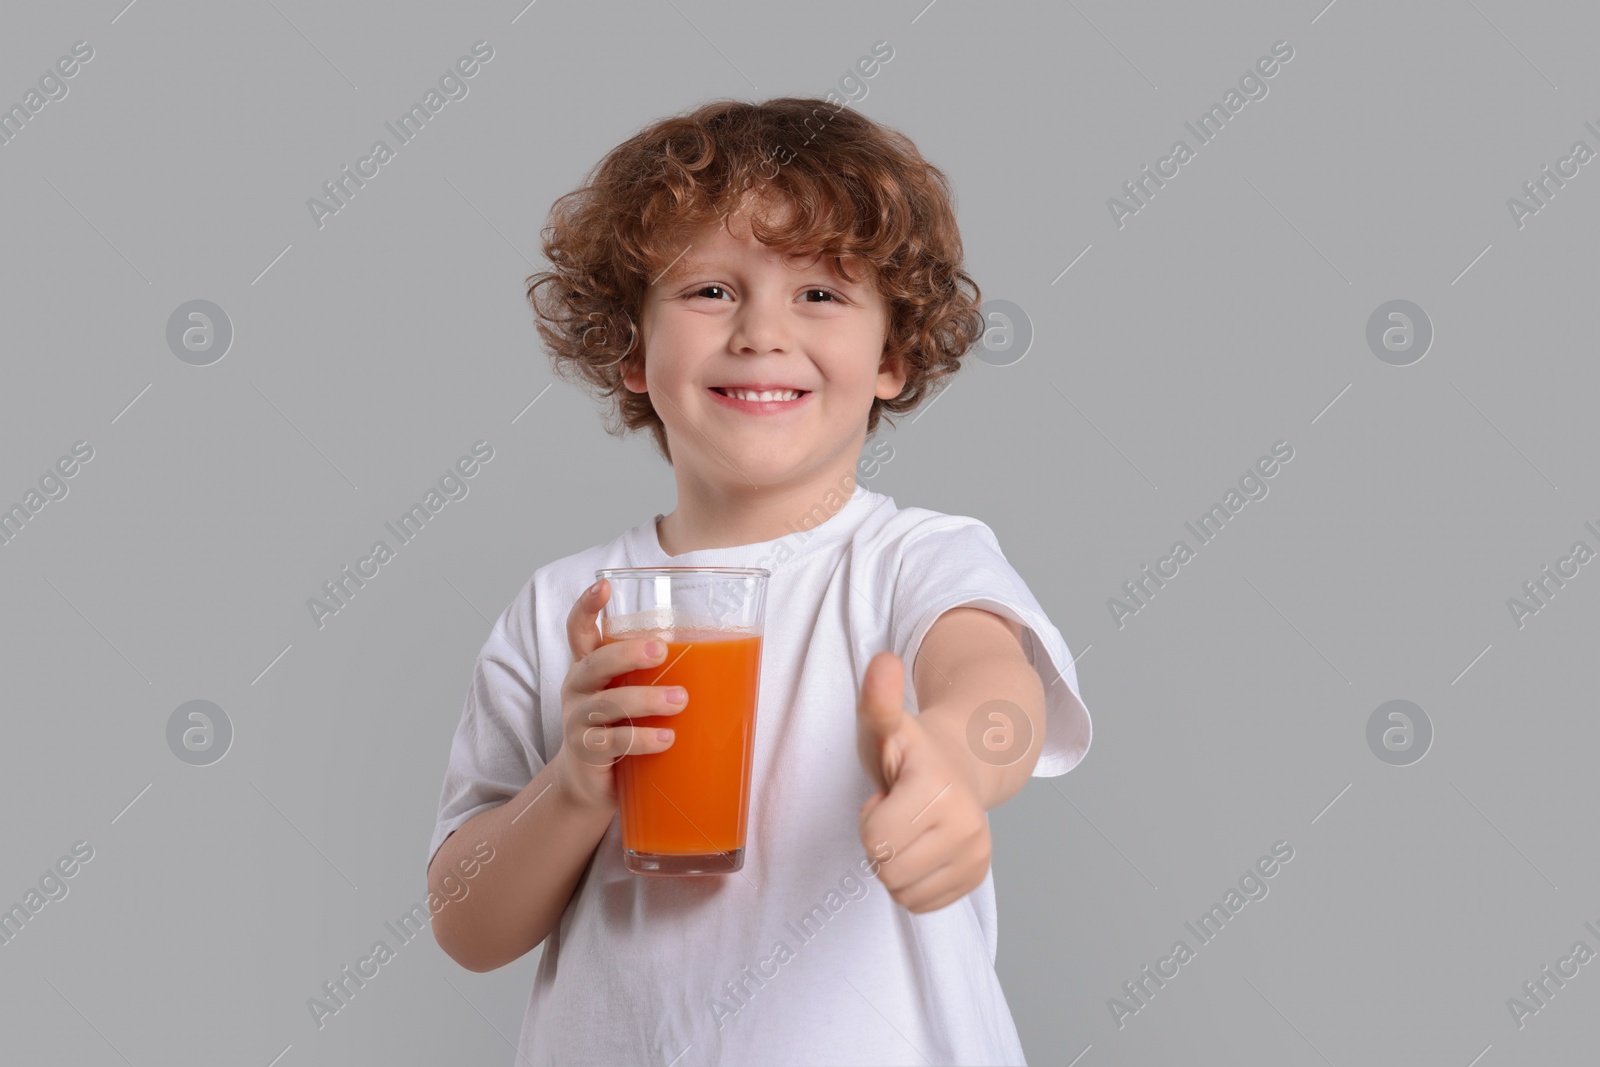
left=656, top=253, right=861, bottom=286
left=656, top=254, right=708, bottom=284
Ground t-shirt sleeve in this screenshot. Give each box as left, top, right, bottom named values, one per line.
left=888, top=518, right=1092, bottom=777
left=428, top=583, right=548, bottom=868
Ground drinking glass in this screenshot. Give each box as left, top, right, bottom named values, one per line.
left=595, top=566, right=768, bottom=875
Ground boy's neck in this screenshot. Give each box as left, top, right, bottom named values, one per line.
left=655, top=465, right=862, bottom=556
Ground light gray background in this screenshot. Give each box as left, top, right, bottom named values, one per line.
left=1, top=1, right=1596, bottom=1065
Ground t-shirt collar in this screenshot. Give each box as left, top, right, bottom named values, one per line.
left=625, top=481, right=878, bottom=571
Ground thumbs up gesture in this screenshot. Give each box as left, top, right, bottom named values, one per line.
left=855, top=651, right=992, bottom=914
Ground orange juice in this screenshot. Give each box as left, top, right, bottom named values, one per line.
left=604, top=630, right=762, bottom=857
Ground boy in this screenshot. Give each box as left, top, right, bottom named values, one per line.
left=427, top=97, right=1092, bottom=1065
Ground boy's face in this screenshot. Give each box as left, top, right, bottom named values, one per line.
left=626, top=208, right=904, bottom=492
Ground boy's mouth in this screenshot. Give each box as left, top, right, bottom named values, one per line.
left=710, top=386, right=809, bottom=401
left=707, top=385, right=812, bottom=412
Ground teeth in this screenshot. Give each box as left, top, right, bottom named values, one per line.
left=722, top=388, right=802, bottom=402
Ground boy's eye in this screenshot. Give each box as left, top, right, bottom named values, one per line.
left=684, top=286, right=843, bottom=303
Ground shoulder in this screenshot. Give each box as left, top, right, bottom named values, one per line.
left=487, top=525, right=639, bottom=673
left=851, top=493, right=1006, bottom=562
left=532, top=534, right=627, bottom=600
left=850, top=495, right=1022, bottom=619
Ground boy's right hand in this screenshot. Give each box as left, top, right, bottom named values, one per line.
left=552, top=578, right=684, bottom=812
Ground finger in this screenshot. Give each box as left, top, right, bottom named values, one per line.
left=566, top=578, right=610, bottom=664
left=858, top=790, right=886, bottom=822
left=858, top=791, right=891, bottom=846
left=576, top=685, right=688, bottom=727
left=857, top=652, right=912, bottom=788
left=569, top=722, right=675, bottom=767
left=864, top=806, right=949, bottom=886
left=893, top=858, right=981, bottom=914
left=864, top=768, right=961, bottom=847
left=859, top=792, right=935, bottom=872
left=572, top=634, right=668, bottom=698
left=857, top=651, right=907, bottom=739
left=875, top=808, right=981, bottom=891
left=875, top=809, right=988, bottom=905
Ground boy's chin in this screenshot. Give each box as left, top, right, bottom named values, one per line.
left=686, top=448, right=818, bottom=491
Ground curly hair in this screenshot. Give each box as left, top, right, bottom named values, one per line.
left=525, top=96, right=984, bottom=463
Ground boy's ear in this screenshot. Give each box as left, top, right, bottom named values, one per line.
left=876, top=349, right=908, bottom=400
left=621, top=354, right=646, bottom=393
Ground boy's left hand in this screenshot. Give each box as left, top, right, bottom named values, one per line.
left=855, top=651, right=991, bottom=914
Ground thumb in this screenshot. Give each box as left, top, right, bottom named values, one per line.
left=858, top=651, right=908, bottom=738
left=858, top=652, right=911, bottom=786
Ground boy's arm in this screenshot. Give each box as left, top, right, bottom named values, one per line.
left=853, top=606, right=1048, bottom=914
left=428, top=750, right=616, bottom=972
left=910, top=606, right=1047, bottom=810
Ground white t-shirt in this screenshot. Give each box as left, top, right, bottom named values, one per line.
left=429, top=482, right=1092, bottom=1066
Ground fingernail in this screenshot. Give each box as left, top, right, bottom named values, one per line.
left=589, top=580, right=604, bottom=597
left=666, top=687, right=687, bottom=704
left=647, top=640, right=665, bottom=657
left=657, top=729, right=674, bottom=742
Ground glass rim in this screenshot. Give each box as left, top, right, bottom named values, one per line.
left=595, top=566, right=770, bottom=579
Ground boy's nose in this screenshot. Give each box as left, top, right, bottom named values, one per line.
left=728, top=298, right=792, bottom=355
